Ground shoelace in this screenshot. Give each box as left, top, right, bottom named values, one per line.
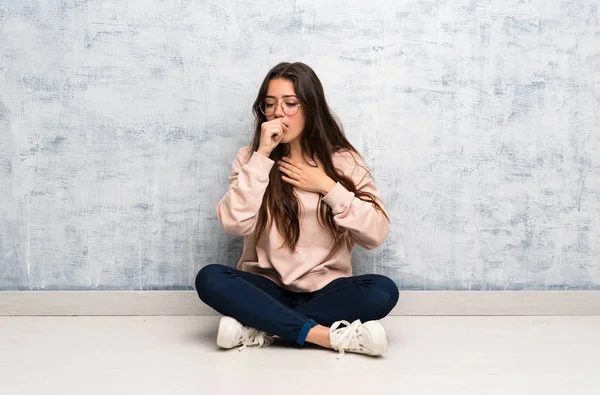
left=330, top=319, right=364, bottom=359
left=237, top=328, right=273, bottom=351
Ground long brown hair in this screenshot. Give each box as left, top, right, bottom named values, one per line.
left=248, top=62, right=389, bottom=253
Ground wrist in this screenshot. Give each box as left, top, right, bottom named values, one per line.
left=321, top=178, right=337, bottom=195
left=256, top=149, right=271, bottom=158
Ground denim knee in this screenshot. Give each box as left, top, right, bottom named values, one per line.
left=367, top=275, right=399, bottom=317
left=195, top=264, right=229, bottom=302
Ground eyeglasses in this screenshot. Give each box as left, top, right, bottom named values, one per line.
left=259, top=100, right=301, bottom=117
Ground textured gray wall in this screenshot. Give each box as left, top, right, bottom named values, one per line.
left=1, top=0, right=599, bottom=291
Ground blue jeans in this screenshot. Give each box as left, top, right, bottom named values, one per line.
left=195, top=264, right=399, bottom=345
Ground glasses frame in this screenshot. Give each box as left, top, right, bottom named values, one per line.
left=258, top=99, right=302, bottom=117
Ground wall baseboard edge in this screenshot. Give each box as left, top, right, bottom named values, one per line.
left=1, top=291, right=599, bottom=316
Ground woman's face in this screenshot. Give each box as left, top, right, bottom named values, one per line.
left=264, top=78, right=305, bottom=145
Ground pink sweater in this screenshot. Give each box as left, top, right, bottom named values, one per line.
left=216, top=146, right=389, bottom=292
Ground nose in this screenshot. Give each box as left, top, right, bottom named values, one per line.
left=273, top=103, right=285, bottom=118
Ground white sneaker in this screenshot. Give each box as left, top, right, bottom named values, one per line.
left=329, top=319, right=388, bottom=358
left=216, top=316, right=274, bottom=351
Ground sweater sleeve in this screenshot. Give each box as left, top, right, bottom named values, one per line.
left=216, top=147, right=275, bottom=236
left=321, top=152, right=389, bottom=250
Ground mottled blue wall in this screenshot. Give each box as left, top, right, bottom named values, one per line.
left=1, top=0, right=599, bottom=290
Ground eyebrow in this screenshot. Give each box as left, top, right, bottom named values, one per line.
left=266, top=95, right=298, bottom=99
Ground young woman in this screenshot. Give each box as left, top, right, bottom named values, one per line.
left=195, top=62, right=399, bottom=358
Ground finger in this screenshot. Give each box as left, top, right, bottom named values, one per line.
left=281, top=175, right=299, bottom=186
left=279, top=160, right=299, bottom=173
left=278, top=165, right=293, bottom=178
left=269, top=127, right=283, bottom=138
left=277, top=160, right=294, bottom=170
left=263, top=120, right=279, bottom=129
left=279, top=166, right=292, bottom=176
left=270, top=119, right=286, bottom=131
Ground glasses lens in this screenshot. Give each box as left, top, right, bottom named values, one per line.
left=282, top=101, right=300, bottom=116
left=260, top=100, right=276, bottom=116
left=260, top=100, right=300, bottom=116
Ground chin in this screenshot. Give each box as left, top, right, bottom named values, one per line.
left=282, top=135, right=298, bottom=145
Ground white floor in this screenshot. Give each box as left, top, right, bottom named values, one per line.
left=1, top=316, right=599, bottom=395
